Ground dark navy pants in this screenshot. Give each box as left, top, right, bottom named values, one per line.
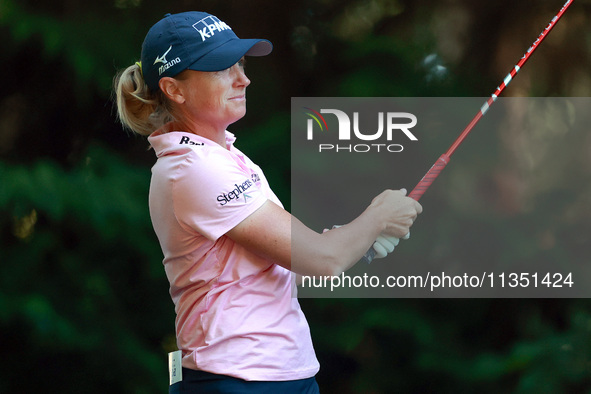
left=169, top=368, right=320, bottom=394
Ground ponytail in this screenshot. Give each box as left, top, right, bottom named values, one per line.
left=113, top=63, right=173, bottom=136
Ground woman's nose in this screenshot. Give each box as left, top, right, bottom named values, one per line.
left=233, top=64, right=250, bottom=87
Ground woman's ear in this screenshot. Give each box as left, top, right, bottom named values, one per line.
left=159, top=77, right=185, bottom=104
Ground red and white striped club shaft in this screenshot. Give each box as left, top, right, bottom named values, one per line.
left=408, top=0, right=574, bottom=201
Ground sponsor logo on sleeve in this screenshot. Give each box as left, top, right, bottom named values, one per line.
left=217, top=179, right=254, bottom=206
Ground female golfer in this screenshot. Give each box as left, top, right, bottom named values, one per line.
left=114, top=11, right=422, bottom=393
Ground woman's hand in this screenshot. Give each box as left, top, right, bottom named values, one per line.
left=366, top=188, right=423, bottom=239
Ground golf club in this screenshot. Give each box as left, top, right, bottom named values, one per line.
left=363, top=0, right=574, bottom=263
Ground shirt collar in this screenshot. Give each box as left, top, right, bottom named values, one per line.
left=148, top=123, right=237, bottom=155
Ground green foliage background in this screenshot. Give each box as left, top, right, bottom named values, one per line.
left=1, top=0, right=590, bottom=392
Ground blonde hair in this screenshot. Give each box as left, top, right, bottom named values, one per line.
left=113, top=63, right=174, bottom=136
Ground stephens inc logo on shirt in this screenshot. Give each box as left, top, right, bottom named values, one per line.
left=217, top=179, right=254, bottom=206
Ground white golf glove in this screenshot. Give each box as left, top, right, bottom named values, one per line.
left=372, top=231, right=410, bottom=259
left=328, top=225, right=410, bottom=260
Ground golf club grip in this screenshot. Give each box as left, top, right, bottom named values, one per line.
left=361, top=246, right=377, bottom=264
left=408, top=154, right=450, bottom=201
left=362, top=154, right=450, bottom=264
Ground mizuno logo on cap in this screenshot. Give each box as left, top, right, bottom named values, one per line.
left=154, top=45, right=182, bottom=76
left=154, top=45, right=173, bottom=65
left=192, top=16, right=231, bottom=41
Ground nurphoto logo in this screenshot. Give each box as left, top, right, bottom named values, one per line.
left=304, top=107, right=418, bottom=153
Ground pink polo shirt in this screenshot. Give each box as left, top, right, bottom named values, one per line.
left=147, top=126, right=319, bottom=381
